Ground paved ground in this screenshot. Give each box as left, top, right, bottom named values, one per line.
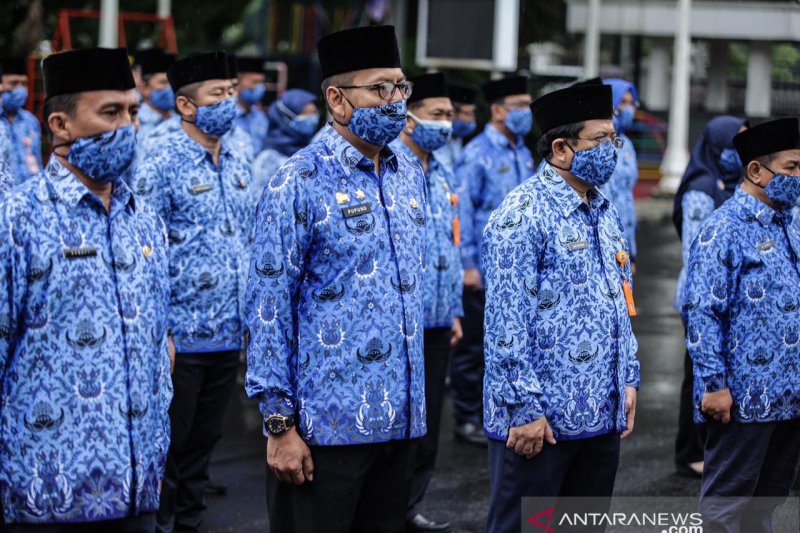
left=202, top=212, right=700, bottom=532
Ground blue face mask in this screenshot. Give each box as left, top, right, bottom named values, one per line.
left=566, top=140, right=619, bottom=187
left=2, top=87, right=28, bottom=113
left=755, top=167, right=800, bottom=210
left=452, top=119, right=477, bottom=139
left=187, top=96, right=238, bottom=137
left=288, top=114, right=320, bottom=138
left=240, top=85, right=266, bottom=106
left=149, top=87, right=175, bottom=113
left=719, top=147, right=743, bottom=175
left=340, top=95, right=407, bottom=147
left=408, top=112, right=452, bottom=152
left=505, top=108, right=533, bottom=137
left=613, top=106, right=635, bottom=133
left=55, top=124, right=137, bottom=184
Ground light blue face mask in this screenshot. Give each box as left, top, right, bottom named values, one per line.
left=719, top=147, right=743, bottom=175
left=613, top=106, right=635, bottom=133
left=556, top=140, right=619, bottom=187
left=185, top=96, right=238, bottom=137
left=149, top=87, right=175, bottom=113
left=2, top=87, right=28, bottom=113
left=336, top=93, right=407, bottom=147
left=408, top=112, right=452, bottom=152
left=505, top=108, right=533, bottom=137
left=289, top=114, right=320, bottom=138
left=54, top=125, right=137, bottom=183
left=240, top=84, right=266, bottom=106
left=451, top=119, right=476, bottom=139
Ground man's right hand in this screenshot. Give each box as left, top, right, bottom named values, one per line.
left=267, top=427, right=314, bottom=485
left=506, top=417, right=556, bottom=459
left=701, top=388, right=733, bottom=424
left=463, top=268, right=482, bottom=291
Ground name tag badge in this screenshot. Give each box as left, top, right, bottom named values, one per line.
left=756, top=239, right=775, bottom=252
left=568, top=240, right=589, bottom=252
left=63, top=247, right=98, bottom=259
left=342, top=203, right=372, bottom=218
left=498, top=165, right=510, bottom=174
left=191, top=183, right=212, bottom=195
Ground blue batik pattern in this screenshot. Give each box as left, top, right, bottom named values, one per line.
left=459, top=124, right=534, bottom=270
left=136, top=103, right=170, bottom=142
left=234, top=105, right=269, bottom=154
left=132, top=128, right=253, bottom=354
left=138, top=115, right=254, bottom=163
left=598, top=133, right=638, bottom=259
left=482, top=163, right=640, bottom=442
left=391, top=139, right=463, bottom=328
left=684, top=187, right=800, bottom=424
left=434, top=137, right=465, bottom=174
left=251, top=148, right=289, bottom=199
left=435, top=138, right=476, bottom=270
left=245, top=126, right=428, bottom=446
left=2, top=109, right=42, bottom=183
left=0, top=157, right=172, bottom=524
left=674, top=190, right=715, bottom=311
left=0, top=159, right=12, bottom=196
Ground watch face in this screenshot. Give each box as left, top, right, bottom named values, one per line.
left=267, top=417, right=285, bottom=434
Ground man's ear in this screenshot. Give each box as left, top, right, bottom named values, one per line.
left=326, top=86, right=348, bottom=123
left=746, top=160, right=765, bottom=186
left=175, top=95, right=194, bottom=118
left=551, top=138, right=570, bottom=164
left=47, top=112, right=71, bottom=142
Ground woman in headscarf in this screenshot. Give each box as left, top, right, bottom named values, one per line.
left=602, top=78, right=640, bottom=267
left=672, top=115, right=749, bottom=478
left=252, top=89, right=319, bottom=195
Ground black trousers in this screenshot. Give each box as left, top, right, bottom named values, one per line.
left=267, top=440, right=417, bottom=533
left=4, top=514, right=156, bottom=533
left=156, top=350, right=239, bottom=533
left=408, top=327, right=452, bottom=519
left=486, top=433, right=621, bottom=533
left=700, top=419, right=800, bottom=533
left=675, top=345, right=706, bottom=466
left=449, top=289, right=485, bottom=425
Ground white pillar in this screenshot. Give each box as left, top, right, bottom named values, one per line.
left=157, top=0, right=172, bottom=18
left=658, top=0, right=692, bottom=195
left=705, top=41, right=729, bottom=113
left=584, top=0, right=601, bottom=78
left=644, top=38, right=671, bottom=111
left=745, top=41, right=772, bottom=118
left=98, top=0, right=119, bottom=48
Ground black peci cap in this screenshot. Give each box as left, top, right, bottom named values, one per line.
left=167, top=51, right=231, bottom=92
left=447, top=82, right=479, bottom=105
left=1, top=57, right=27, bottom=76
left=137, top=49, right=176, bottom=76
left=407, top=72, right=448, bottom=105
left=317, top=25, right=401, bottom=79
left=532, top=84, right=613, bottom=135
left=482, top=76, right=529, bottom=103
left=43, top=48, right=135, bottom=99
left=236, top=56, right=266, bottom=74
left=734, top=117, right=800, bottom=165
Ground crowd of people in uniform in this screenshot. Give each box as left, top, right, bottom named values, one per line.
left=0, top=22, right=797, bottom=533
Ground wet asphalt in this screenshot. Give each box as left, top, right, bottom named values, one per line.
left=201, top=210, right=699, bottom=532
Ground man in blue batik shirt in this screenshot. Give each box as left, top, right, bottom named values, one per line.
left=245, top=26, right=428, bottom=533
left=450, top=76, right=535, bottom=447
left=434, top=82, right=478, bottom=173
left=483, top=84, right=640, bottom=533
left=0, top=47, right=172, bottom=532
left=0, top=159, right=12, bottom=195
left=134, top=49, right=176, bottom=141
left=1, top=58, right=42, bottom=183
left=684, top=117, right=800, bottom=533
left=132, top=51, right=253, bottom=533
left=390, top=72, right=463, bottom=533
left=234, top=56, right=270, bottom=154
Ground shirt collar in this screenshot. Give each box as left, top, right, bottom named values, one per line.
left=321, top=125, right=399, bottom=178
left=538, top=162, right=607, bottom=217
left=174, top=125, right=233, bottom=166
left=43, top=156, right=137, bottom=214
left=485, top=123, right=524, bottom=150
left=733, top=186, right=780, bottom=226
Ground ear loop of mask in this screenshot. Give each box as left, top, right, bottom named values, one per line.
left=548, top=140, right=576, bottom=173
left=744, top=163, right=775, bottom=189
left=180, top=98, right=199, bottom=126
left=331, top=89, right=356, bottom=128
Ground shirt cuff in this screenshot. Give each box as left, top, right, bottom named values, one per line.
left=507, top=399, right=545, bottom=429
left=625, top=365, right=641, bottom=389
left=699, top=372, right=727, bottom=393
left=258, top=396, right=296, bottom=419
left=461, top=255, right=478, bottom=270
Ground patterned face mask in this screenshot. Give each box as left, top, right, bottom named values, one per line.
left=55, top=124, right=137, bottom=184
left=338, top=93, right=407, bottom=147
left=185, top=96, right=238, bottom=137
left=451, top=119, right=476, bottom=139
left=761, top=168, right=800, bottom=210
left=288, top=114, right=320, bottom=138
left=240, top=84, right=266, bottom=106
left=505, top=108, right=533, bottom=136
left=719, top=147, right=743, bottom=175
left=2, top=87, right=28, bottom=113
left=149, top=87, right=175, bottom=113
left=567, top=140, right=619, bottom=187
left=408, top=112, right=452, bottom=152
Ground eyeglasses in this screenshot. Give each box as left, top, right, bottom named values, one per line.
left=572, top=136, right=625, bottom=149
left=337, top=81, right=414, bottom=101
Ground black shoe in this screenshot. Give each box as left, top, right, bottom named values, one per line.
left=454, top=422, right=488, bottom=447
left=205, top=478, right=228, bottom=495
left=407, top=513, right=451, bottom=532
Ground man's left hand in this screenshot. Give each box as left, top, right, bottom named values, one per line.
left=621, top=386, right=637, bottom=440
left=450, top=317, right=463, bottom=347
